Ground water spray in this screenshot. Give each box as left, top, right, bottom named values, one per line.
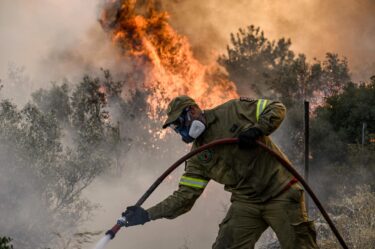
left=94, top=138, right=349, bottom=249
left=92, top=234, right=111, bottom=249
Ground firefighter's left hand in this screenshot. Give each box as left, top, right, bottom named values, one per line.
left=122, top=206, right=150, bottom=227
left=238, top=127, right=263, bottom=149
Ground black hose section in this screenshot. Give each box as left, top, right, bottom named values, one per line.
left=134, top=138, right=239, bottom=206
left=112, top=138, right=349, bottom=248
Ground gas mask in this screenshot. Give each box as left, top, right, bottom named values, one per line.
left=172, top=109, right=206, bottom=143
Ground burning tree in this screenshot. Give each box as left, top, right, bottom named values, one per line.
left=99, top=0, right=238, bottom=119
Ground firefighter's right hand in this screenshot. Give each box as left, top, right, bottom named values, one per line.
left=122, top=206, right=150, bottom=227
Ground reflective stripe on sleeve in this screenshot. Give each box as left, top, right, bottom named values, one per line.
left=256, top=99, right=269, bottom=122
left=179, top=176, right=208, bottom=189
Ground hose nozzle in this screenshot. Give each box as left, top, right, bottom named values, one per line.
left=105, top=229, right=116, bottom=240
left=105, top=216, right=126, bottom=239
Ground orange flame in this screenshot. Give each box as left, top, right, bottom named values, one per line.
left=100, top=0, right=238, bottom=119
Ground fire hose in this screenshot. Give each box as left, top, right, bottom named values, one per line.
left=104, top=138, right=349, bottom=249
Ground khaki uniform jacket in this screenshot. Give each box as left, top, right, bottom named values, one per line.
left=147, top=98, right=294, bottom=220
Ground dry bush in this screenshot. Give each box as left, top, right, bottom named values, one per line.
left=316, top=185, right=375, bottom=249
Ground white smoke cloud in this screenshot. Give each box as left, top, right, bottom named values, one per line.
left=0, top=0, right=128, bottom=105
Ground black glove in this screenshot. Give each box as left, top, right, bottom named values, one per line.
left=122, top=206, right=150, bottom=227
left=238, top=127, right=263, bottom=149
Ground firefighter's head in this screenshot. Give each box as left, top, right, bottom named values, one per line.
left=163, top=96, right=206, bottom=143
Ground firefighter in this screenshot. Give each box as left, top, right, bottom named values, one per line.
left=122, top=96, right=319, bottom=249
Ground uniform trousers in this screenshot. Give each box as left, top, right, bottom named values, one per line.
left=212, top=184, right=319, bottom=249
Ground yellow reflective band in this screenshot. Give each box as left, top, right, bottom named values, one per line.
left=256, top=99, right=269, bottom=122
left=179, top=176, right=208, bottom=189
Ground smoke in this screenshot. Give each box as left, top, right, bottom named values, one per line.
left=81, top=127, right=288, bottom=249
left=0, top=1, right=374, bottom=248
left=1, top=0, right=373, bottom=103
left=161, top=0, right=375, bottom=81
left=0, top=0, right=130, bottom=105
left=82, top=144, right=232, bottom=249
left=0, top=146, right=53, bottom=248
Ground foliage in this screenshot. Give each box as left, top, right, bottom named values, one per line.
left=315, top=185, right=375, bottom=249
left=219, top=25, right=350, bottom=104
left=32, top=82, right=71, bottom=124
left=311, top=53, right=350, bottom=98
left=0, top=237, right=13, bottom=249
left=0, top=71, right=138, bottom=248
left=314, top=77, right=375, bottom=144
left=310, top=76, right=375, bottom=174
left=218, top=25, right=295, bottom=97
